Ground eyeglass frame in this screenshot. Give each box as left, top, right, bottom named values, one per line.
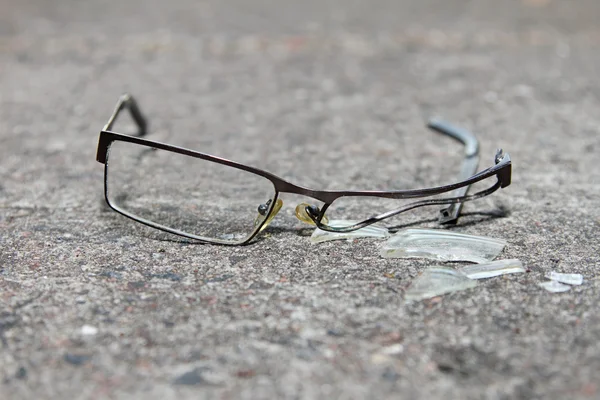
left=96, top=94, right=512, bottom=245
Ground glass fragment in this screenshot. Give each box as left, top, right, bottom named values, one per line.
left=404, top=267, right=477, bottom=302
left=310, top=220, right=390, bottom=243
left=459, top=259, right=525, bottom=279
left=538, top=280, right=571, bottom=293
left=381, top=229, right=507, bottom=263
left=545, top=271, right=584, bottom=286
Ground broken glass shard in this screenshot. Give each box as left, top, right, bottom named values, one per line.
left=545, top=271, right=583, bottom=286
left=404, top=267, right=477, bottom=302
left=310, top=220, right=390, bottom=243
left=381, top=229, right=507, bottom=263
left=459, top=259, right=525, bottom=279
left=538, top=280, right=571, bottom=293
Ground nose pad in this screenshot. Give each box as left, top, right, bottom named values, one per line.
left=254, top=198, right=283, bottom=232
left=294, top=203, right=329, bottom=226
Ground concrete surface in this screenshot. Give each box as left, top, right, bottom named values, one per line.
left=1, top=0, right=600, bottom=398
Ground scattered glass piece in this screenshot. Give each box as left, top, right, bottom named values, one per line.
left=381, top=229, right=507, bottom=263
left=538, top=280, right=571, bottom=293
left=404, top=267, right=477, bottom=302
left=310, top=220, right=390, bottom=243
left=545, top=271, right=584, bottom=286
left=459, top=259, right=525, bottom=279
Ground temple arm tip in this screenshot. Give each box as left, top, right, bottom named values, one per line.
left=121, top=93, right=148, bottom=137
left=103, top=93, right=149, bottom=137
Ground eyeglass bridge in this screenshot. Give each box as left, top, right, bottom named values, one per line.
left=255, top=200, right=330, bottom=233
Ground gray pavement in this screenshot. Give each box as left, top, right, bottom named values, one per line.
left=1, top=0, right=600, bottom=398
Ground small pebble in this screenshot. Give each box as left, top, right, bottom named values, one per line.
left=80, top=325, right=98, bottom=336
left=381, top=344, right=404, bottom=355
left=15, top=367, right=27, bottom=380
left=382, top=367, right=400, bottom=382
left=64, top=353, right=92, bottom=366
left=173, top=368, right=222, bottom=386
left=173, top=370, right=206, bottom=386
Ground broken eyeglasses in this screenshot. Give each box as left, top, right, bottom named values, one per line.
left=96, top=94, right=512, bottom=245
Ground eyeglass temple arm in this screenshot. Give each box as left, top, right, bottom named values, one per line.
left=427, top=118, right=480, bottom=224
left=103, top=93, right=148, bottom=137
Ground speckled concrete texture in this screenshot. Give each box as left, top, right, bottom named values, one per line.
left=1, top=0, right=600, bottom=399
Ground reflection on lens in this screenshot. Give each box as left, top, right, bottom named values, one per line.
left=105, top=140, right=277, bottom=244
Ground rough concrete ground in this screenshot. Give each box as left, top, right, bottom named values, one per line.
left=1, top=0, right=600, bottom=398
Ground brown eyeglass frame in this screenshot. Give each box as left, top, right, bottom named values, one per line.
left=96, top=94, right=512, bottom=245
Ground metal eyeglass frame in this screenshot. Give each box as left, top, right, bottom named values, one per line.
left=96, top=94, right=512, bottom=245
